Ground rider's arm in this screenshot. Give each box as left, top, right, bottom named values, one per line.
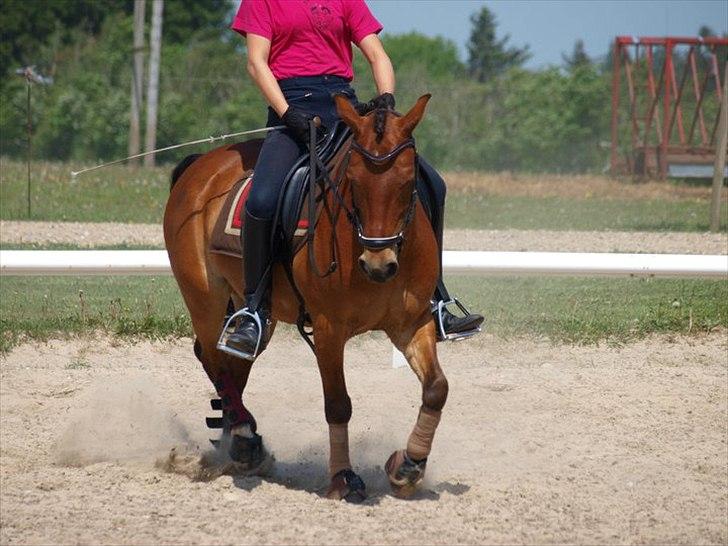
left=246, top=33, right=289, bottom=118
left=358, top=34, right=395, bottom=95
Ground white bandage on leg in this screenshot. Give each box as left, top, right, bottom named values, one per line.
left=406, top=406, right=442, bottom=461
left=328, top=423, right=352, bottom=477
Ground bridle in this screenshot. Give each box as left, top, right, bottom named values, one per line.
left=347, top=137, right=419, bottom=251
left=305, top=117, right=419, bottom=279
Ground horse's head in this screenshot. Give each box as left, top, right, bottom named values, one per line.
left=334, top=93, right=431, bottom=283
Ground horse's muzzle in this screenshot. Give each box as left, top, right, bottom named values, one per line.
left=358, top=249, right=399, bottom=283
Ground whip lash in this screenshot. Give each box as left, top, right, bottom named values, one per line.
left=70, top=125, right=285, bottom=178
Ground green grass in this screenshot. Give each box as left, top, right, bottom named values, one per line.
left=1, top=275, right=725, bottom=353
left=0, top=276, right=191, bottom=353
left=447, top=275, right=727, bottom=345
left=1, top=159, right=170, bottom=223
left=446, top=194, right=727, bottom=232
left=2, top=158, right=726, bottom=231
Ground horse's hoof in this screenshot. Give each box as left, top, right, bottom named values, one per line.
left=218, top=432, right=274, bottom=477
left=385, top=450, right=427, bottom=498
left=326, top=469, right=367, bottom=503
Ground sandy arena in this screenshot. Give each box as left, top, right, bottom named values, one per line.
left=1, top=331, right=726, bottom=545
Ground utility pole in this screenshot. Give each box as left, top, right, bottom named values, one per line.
left=128, top=0, right=145, bottom=164
left=710, top=61, right=727, bottom=232
left=144, top=0, right=164, bottom=167
left=15, top=67, right=53, bottom=219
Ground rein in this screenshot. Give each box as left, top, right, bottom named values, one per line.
left=291, top=116, right=420, bottom=354
left=305, top=118, right=420, bottom=278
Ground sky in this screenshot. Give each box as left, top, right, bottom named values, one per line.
left=367, top=0, right=728, bottom=68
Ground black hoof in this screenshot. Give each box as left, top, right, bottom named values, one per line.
left=327, top=469, right=367, bottom=503
left=229, top=432, right=265, bottom=467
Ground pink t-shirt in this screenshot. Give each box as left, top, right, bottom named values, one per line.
left=232, top=0, right=382, bottom=80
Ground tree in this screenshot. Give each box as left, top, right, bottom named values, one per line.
left=0, top=0, right=121, bottom=78
left=562, top=39, right=591, bottom=72
left=466, top=6, right=530, bottom=82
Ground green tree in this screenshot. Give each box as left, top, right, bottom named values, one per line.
left=0, top=0, right=121, bottom=78
left=562, top=39, right=591, bottom=72
left=466, top=6, right=530, bottom=82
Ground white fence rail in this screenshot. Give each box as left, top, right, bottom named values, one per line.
left=1, top=250, right=726, bottom=278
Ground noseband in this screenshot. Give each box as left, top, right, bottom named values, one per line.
left=348, top=137, right=418, bottom=251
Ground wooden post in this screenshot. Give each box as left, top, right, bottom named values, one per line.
left=144, top=0, right=163, bottom=167
left=710, top=61, right=727, bottom=232
left=128, top=0, right=145, bottom=164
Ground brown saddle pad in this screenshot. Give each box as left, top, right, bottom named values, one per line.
left=209, top=171, right=311, bottom=258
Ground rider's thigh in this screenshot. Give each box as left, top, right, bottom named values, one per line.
left=245, top=129, right=305, bottom=219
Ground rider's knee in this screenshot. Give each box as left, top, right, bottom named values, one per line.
left=422, top=374, right=448, bottom=411
left=244, top=188, right=276, bottom=219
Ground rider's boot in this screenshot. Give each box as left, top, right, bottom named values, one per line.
left=430, top=200, right=484, bottom=341
left=224, top=210, right=274, bottom=359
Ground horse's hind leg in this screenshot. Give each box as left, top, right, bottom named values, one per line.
left=386, top=317, right=448, bottom=498
left=184, top=275, right=269, bottom=473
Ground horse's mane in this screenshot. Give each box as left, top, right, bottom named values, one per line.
left=372, top=108, right=401, bottom=143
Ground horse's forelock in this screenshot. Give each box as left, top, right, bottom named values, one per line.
left=373, top=108, right=401, bottom=143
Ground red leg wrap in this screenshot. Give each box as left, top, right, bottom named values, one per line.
left=214, top=372, right=257, bottom=432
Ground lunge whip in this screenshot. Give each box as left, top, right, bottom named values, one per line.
left=70, top=125, right=285, bottom=178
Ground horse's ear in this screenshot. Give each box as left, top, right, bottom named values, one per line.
left=333, top=94, right=361, bottom=132
left=399, top=94, right=431, bottom=135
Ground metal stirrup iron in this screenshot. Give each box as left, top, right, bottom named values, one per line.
left=433, top=298, right=482, bottom=341
left=216, top=308, right=266, bottom=360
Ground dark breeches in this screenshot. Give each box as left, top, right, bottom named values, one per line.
left=245, top=128, right=304, bottom=219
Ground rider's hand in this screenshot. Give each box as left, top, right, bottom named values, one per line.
left=355, top=92, right=396, bottom=115
left=282, top=106, right=316, bottom=144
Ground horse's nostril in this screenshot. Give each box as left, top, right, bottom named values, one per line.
left=386, top=262, right=398, bottom=278
left=358, top=257, right=369, bottom=274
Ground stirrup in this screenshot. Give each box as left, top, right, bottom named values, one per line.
left=216, top=307, right=265, bottom=360
left=433, top=298, right=482, bottom=342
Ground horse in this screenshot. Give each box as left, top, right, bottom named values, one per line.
left=163, top=94, right=448, bottom=501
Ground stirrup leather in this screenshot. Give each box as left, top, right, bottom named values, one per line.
left=216, top=307, right=266, bottom=360
left=433, top=298, right=482, bottom=341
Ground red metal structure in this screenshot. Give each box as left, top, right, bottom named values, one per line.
left=611, top=36, right=727, bottom=178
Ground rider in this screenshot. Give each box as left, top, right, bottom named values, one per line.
left=226, top=0, right=484, bottom=358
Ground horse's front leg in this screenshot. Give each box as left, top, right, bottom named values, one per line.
left=386, top=317, right=448, bottom=498
left=313, top=318, right=367, bottom=503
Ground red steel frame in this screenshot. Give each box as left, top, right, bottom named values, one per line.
left=610, top=36, right=727, bottom=178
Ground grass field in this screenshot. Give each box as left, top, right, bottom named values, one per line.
left=2, top=158, right=725, bottom=231
left=1, top=274, right=725, bottom=353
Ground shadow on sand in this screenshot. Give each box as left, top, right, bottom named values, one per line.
left=158, top=443, right=470, bottom=505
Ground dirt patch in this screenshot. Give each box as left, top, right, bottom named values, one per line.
left=443, top=171, right=727, bottom=202
left=0, top=221, right=163, bottom=247
left=1, top=332, right=726, bottom=545
left=2, top=220, right=726, bottom=255
left=444, top=229, right=728, bottom=254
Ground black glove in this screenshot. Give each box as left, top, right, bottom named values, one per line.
left=354, top=92, right=396, bottom=115
left=281, top=106, right=316, bottom=144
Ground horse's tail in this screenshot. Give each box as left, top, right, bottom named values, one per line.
left=170, top=154, right=203, bottom=191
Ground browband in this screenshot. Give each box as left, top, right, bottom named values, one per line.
left=350, top=138, right=416, bottom=163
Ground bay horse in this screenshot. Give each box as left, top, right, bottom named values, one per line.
left=163, top=94, right=447, bottom=501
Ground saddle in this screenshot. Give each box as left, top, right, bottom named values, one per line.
left=210, top=122, right=353, bottom=259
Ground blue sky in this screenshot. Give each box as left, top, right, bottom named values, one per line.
left=367, top=0, right=728, bottom=68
